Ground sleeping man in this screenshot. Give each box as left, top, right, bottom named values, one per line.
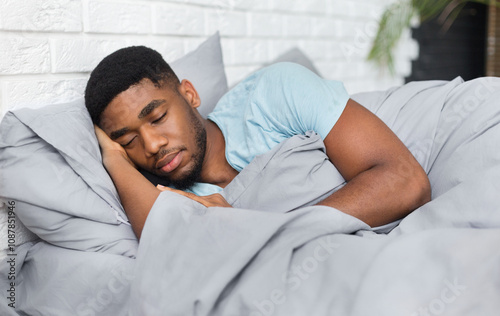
left=84, top=46, right=431, bottom=239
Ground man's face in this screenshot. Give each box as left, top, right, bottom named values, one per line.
left=99, top=79, right=206, bottom=190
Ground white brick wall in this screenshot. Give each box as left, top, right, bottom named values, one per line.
left=0, top=0, right=418, bottom=117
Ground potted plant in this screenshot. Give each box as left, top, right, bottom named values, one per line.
left=368, top=0, right=498, bottom=73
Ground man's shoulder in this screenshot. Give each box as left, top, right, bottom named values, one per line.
left=213, top=63, right=301, bottom=104
left=219, top=62, right=314, bottom=101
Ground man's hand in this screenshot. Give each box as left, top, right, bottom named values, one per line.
left=157, top=185, right=232, bottom=208
left=94, top=125, right=135, bottom=168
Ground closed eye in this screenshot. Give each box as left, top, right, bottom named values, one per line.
left=152, top=112, right=167, bottom=124
left=122, top=136, right=136, bottom=147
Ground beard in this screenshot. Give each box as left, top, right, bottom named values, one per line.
left=152, top=108, right=207, bottom=191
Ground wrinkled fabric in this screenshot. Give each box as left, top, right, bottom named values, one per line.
left=130, top=77, right=500, bottom=315
left=2, top=77, right=500, bottom=315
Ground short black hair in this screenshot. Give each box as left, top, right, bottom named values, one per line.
left=85, top=46, right=179, bottom=126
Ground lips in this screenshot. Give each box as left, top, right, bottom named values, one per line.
left=156, top=151, right=183, bottom=173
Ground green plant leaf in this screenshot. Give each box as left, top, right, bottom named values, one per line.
left=368, top=0, right=500, bottom=75
left=367, top=0, right=415, bottom=73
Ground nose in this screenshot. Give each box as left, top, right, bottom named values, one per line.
left=141, top=127, right=168, bottom=157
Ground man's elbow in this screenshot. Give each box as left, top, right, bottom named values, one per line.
left=409, top=169, right=431, bottom=211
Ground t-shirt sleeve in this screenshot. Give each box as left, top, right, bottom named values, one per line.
left=252, top=62, right=350, bottom=139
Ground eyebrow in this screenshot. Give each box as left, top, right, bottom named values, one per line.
left=110, top=127, right=129, bottom=140
left=138, top=99, right=166, bottom=119
left=109, top=99, right=166, bottom=140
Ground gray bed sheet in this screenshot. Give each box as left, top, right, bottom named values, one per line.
left=1, top=76, right=500, bottom=315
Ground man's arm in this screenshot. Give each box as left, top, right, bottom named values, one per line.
left=94, top=126, right=230, bottom=239
left=94, top=126, right=160, bottom=239
left=318, top=99, right=431, bottom=227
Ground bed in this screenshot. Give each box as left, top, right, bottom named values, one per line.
left=1, top=32, right=499, bottom=316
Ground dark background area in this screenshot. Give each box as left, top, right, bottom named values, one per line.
left=406, top=2, right=488, bottom=82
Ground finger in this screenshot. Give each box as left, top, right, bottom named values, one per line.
left=94, top=124, right=127, bottom=152
left=157, top=185, right=188, bottom=195
left=156, top=185, right=223, bottom=208
left=173, top=189, right=208, bottom=207
left=156, top=184, right=171, bottom=192
left=207, top=193, right=232, bottom=207
left=176, top=190, right=204, bottom=204
left=157, top=185, right=205, bottom=203
left=94, top=125, right=106, bottom=142
left=94, top=125, right=116, bottom=148
left=157, top=185, right=184, bottom=194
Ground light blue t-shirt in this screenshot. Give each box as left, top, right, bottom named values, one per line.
left=189, top=62, right=350, bottom=196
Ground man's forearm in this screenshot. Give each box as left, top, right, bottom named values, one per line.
left=104, top=155, right=160, bottom=239
left=317, top=160, right=431, bottom=227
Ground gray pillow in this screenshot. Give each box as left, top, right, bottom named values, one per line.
left=0, top=32, right=229, bottom=255
left=0, top=99, right=138, bottom=257
left=266, top=47, right=321, bottom=76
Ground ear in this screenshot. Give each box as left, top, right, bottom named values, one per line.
left=178, top=79, right=201, bottom=109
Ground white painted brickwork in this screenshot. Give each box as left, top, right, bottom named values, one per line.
left=0, top=0, right=418, bottom=117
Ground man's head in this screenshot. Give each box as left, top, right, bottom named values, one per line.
left=85, top=46, right=207, bottom=190
left=85, top=46, right=179, bottom=126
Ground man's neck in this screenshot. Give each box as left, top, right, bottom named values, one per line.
left=199, top=119, right=238, bottom=188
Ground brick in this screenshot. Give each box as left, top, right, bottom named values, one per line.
left=328, top=2, right=354, bottom=17
left=313, top=41, right=342, bottom=61
left=312, top=17, right=337, bottom=38
left=337, top=37, right=374, bottom=63
left=345, top=2, right=364, bottom=18
left=3, top=77, right=87, bottom=112
left=338, top=2, right=385, bottom=20
left=0, top=37, right=50, bottom=74
left=51, top=39, right=127, bottom=73
left=0, top=0, right=416, bottom=118
left=184, top=37, right=208, bottom=53
left=362, top=18, right=383, bottom=39
left=154, top=3, right=205, bottom=36
left=0, top=0, right=82, bottom=32
left=272, top=0, right=327, bottom=14
left=225, top=65, right=259, bottom=87
left=337, top=20, right=380, bottom=49
left=342, top=78, right=374, bottom=94
left=345, top=62, right=371, bottom=79
left=229, top=0, right=269, bottom=11
left=283, top=15, right=312, bottom=37
left=87, top=1, right=151, bottom=34
left=314, top=61, right=338, bottom=80
left=394, top=58, right=412, bottom=77
left=125, top=38, right=186, bottom=64
left=220, top=37, right=234, bottom=65
left=315, top=61, right=357, bottom=81
left=393, top=37, right=419, bottom=60
left=356, top=62, right=380, bottom=78
left=296, top=40, right=328, bottom=60
left=226, top=38, right=269, bottom=65
left=219, top=38, right=235, bottom=65
left=337, top=23, right=354, bottom=39
left=206, top=8, right=247, bottom=36
left=185, top=0, right=231, bottom=7
left=407, top=39, right=419, bottom=60
left=268, top=39, right=301, bottom=61
left=0, top=83, right=5, bottom=118
left=249, top=12, right=283, bottom=37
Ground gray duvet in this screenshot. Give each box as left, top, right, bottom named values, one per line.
left=1, top=77, right=500, bottom=315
